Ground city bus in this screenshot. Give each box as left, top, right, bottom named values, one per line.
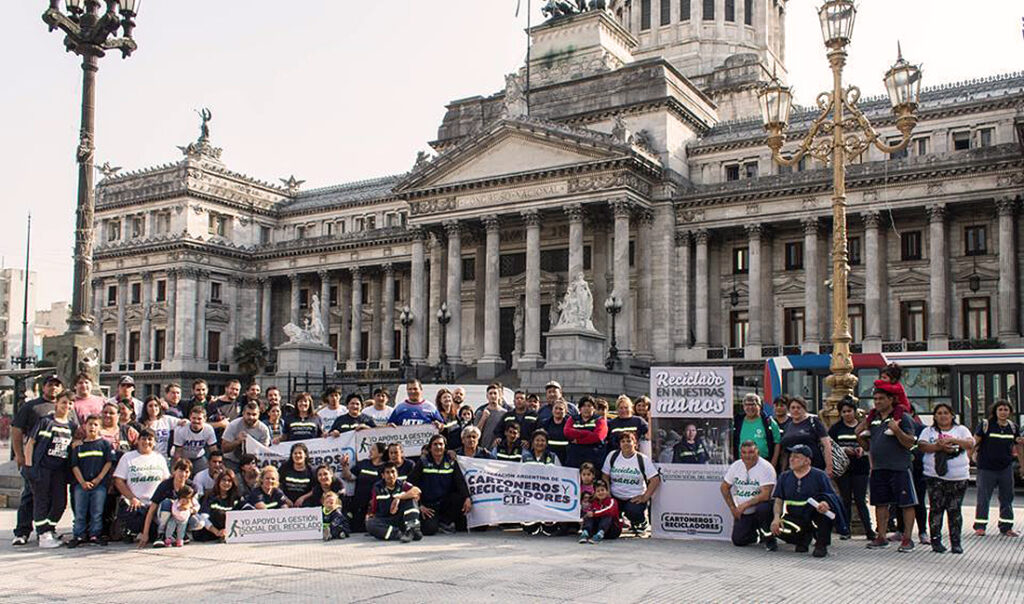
left=763, top=349, right=1024, bottom=430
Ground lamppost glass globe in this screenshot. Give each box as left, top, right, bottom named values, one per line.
left=817, top=0, right=856, bottom=49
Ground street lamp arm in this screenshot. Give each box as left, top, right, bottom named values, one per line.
left=842, top=97, right=914, bottom=156
left=101, top=37, right=137, bottom=57
left=766, top=93, right=835, bottom=167
left=42, top=8, right=82, bottom=36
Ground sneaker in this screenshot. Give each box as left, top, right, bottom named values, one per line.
left=866, top=538, right=890, bottom=549
left=974, top=528, right=986, bottom=537
left=592, top=530, right=604, bottom=544
left=542, top=524, right=559, bottom=537
left=339, top=532, right=349, bottom=539
left=919, top=532, right=930, bottom=545
left=524, top=524, right=542, bottom=536
left=154, top=539, right=168, bottom=548
left=812, top=545, right=828, bottom=558
left=795, top=544, right=809, bottom=553
left=931, top=541, right=947, bottom=553
left=400, top=531, right=412, bottom=544
left=439, top=522, right=456, bottom=535
left=887, top=531, right=903, bottom=542
left=66, top=537, right=81, bottom=549
left=950, top=544, right=964, bottom=554
left=839, top=533, right=852, bottom=540
left=764, top=539, right=778, bottom=552
left=578, top=530, right=590, bottom=544
left=1001, top=530, right=1019, bottom=538
left=11, top=536, right=29, bottom=546
left=866, top=531, right=878, bottom=542
left=38, top=532, right=60, bottom=549
left=96, top=536, right=109, bottom=547
left=174, top=540, right=183, bottom=547
left=897, top=538, right=915, bottom=552
left=411, top=527, right=423, bottom=542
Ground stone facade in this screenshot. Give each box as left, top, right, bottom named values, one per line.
left=90, top=6, right=1024, bottom=396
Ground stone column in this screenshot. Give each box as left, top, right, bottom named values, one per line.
left=478, top=215, right=504, bottom=379
left=636, top=210, right=654, bottom=361
left=195, top=271, right=208, bottom=361
left=165, top=270, right=177, bottom=360
left=347, top=267, right=362, bottom=370
left=592, top=219, right=609, bottom=334
left=288, top=273, right=301, bottom=327
left=444, top=220, right=463, bottom=364
left=409, top=227, right=427, bottom=363
left=521, top=210, right=543, bottom=368
left=611, top=200, right=633, bottom=356
left=174, top=269, right=195, bottom=360
left=259, top=278, right=272, bottom=346
left=473, top=235, right=486, bottom=362
left=862, top=211, right=883, bottom=351
left=997, top=198, right=1019, bottom=339
left=676, top=232, right=692, bottom=348
left=428, top=231, right=444, bottom=364
left=91, top=278, right=103, bottom=337
left=140, top=272, right=152, bottom=364
left=381, top=263, right=395, bottom=365
left=928, top=205, right=949, bottom=346
left=802, top=217, right=821, bottom=347
left=368, top=269, right=382, bottom=363
left=116, top=275, right=127, bottom=365
left=694, top=229, right=710, bottom=348
left=338, top=277, right=351, bottom=364
left=318, top=269, right=331, bottom=342
left=745, top=225, right=763, bottom=347
left=222, top=277, right=238, bottom=364
left=566, top=204, right=585, bottom=283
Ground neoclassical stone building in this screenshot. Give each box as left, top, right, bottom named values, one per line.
left=91, top=3, right=1024, bottom=397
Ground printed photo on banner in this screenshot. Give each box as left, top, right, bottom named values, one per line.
left=650, top=366, right=736, bottom=542
left=458, top=456, right=581, bottom=527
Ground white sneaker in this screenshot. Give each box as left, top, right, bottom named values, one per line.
left=38, top=532, right=60, bottom=549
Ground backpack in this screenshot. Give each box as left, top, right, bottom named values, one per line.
left=609, top=450, right=659, bottom=486
left=811, top=415, right=849, bottom=478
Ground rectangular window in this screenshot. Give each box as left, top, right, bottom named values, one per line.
left=353, top=217, right=365, bottom=232
left=744, top=0, right=753, bottom=25
left=785, top=241, right=804, bottom=270
left=952, top=131, right=971, bottom=151
left=965, top=225, right=987, bottom=256
left=963, top=297, right=991, bottom=339
left=260, top=226, right=271, bottom=244
left=744, top=161, right=758, bottom=179
left=462, top=258, right=476, bottom=282
left=329, top=285, right=339, bottom=307
left=641, top=0, right=652, bottom=29
left=732, top=247, right=749, bottom=274
left=210, top=282, right=222, bottom=303
left=629, top=240, right=636, bottom=268
left=128, top=331, right=140, bottom=363
left=900, top=230, right=922, bottom=260
left=366, top=215, right=376, bottom=230
left=703, top=0, right=715, bottom=19
left=784, top=307, right=805, bottom=345
left=361, top=284, right=368, bottom=305
left=207, top=331, right=221, bottom=364
left=329, top=333, right=339, bottom=354
left=131, top=216, right=144, bottom=238
left=153, top=329, right=166, bottom=362
left=978, top=128, right=993, bottom=148
left=725, top=0, right=735, bottom=21
left=730, top=311, right=749, bottom=348
left=107, top=220, right=121, bottom=242
left=299, top=287, right=310, bottom=309
left=848, top=236, right=862, bottom=266
left=913, top=137, right=929, bottom=156
left=889, top=138, right=908, bottom=160
left=500, top=252, right=527, bottom=278
left=900, top=300, right=927, bottom=341
left=681, top=0, right=691, bottom=20
left=296, top=225, right=306, bottom=239
left=107, top=285, right=117, bottom=306
left=154, top=211, right=171, bottom=235
left=325, top=222, right=333, bottom=236
left=394, top=279, right=402, bottom=302
left=660, top=0, right=671, bottom=24
left=725, top=164, right=740, bottom=181
left=130, top=283, right=141, bottom=305
left=849, top=304, right=864, bottom=343
left=208, top=213, right=228, bottom=237
left=338, top=220, right=346, bottom=234
left=104, top=333, right=116, bottom=364
left=156, top=280, right=166, bottom=302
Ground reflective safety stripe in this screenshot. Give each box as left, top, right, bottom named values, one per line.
left=988, top=433, right=1015, bottom=439
left=265, top=502, right=279, bottom=509
left=384, top=526, right=393, bottom=540
left=360, top=469, right=379, bottom=476
left=999, top=517, right=1015, bottom=523
left=576, top=422, right=597, bottom=429
left=548, top=440, right=569, bottom=446
left=37, top=431, right=52, bottom=438
left=404, top=508, right=419, bottom=515
left=836, top=435, right=858, bottom=440
left=376, top=494, right=392, bottom=500
left=76, top=450, right=104, bottom=457
left=422, top=468, right=454, bottom=474
left=610, top=427, right=637, bottom=433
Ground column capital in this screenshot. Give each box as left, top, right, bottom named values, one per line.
left=801, top=216, right=820, bottom=236
left=482, top=214, right=501, bottom=232
left=91, top=277, right=104, bottom=288
left=350, top=266, right=362, bottom=279
left=996, top=197, right=1018, bottom=217
left=564, top=204, right=584, bottom=223
left=694, top=229, right=710, bottom=245
left=521, top=209, right=541, bottom=227
left=862, top=210, right=882, bottom=229
left=166, top=268, right=180, bottom=279
left=443, top=219, right=462, bottom=237
left=410, top=225, right=426, bottom=241
left=316, top=269, right=330, bottom=280
left=229, top=274, right=246, bottom=286
left=675, top=230, right=692, bottom=247
left=382, top=262, right=394, bottom=277
left=927, top=204, right=947, bottom=223
left=745, top=223, right=765, bottom=239
left=140, top=271, right=153, bottom=281
left=610, top=199, right=634, bottom=218
left=637, top=209, right=655, bottom=226
left=288, top=272, right=300, bottom=283
left=117, top=274, right=129, bottom=284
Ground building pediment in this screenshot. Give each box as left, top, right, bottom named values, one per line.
left=889, top=267, right=931, bottom=287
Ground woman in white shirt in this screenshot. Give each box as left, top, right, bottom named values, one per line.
left=917, top=403, right=974, bottom=554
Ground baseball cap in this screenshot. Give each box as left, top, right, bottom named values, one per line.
left=545, top=380, right=562, bottom=390
left=787, top=444, right=813, bottom=459
left=118, top=375, right=135, bottom=386
left=43, top=374, right=63, bottom=385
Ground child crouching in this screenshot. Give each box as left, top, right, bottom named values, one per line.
left=579, top=480, right=621, bottom=544
left=322, top=491, right=350, bottom=541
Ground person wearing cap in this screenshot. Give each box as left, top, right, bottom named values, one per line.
left=770, top=444, right=842, bottom=558
left=536, top=381, right=579, bottom=424
left=107, top=375, right=144, bottom=419
left=10, top=374, right=69, bottom=546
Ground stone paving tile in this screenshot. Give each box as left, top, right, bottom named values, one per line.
left=2, top=501, right=1024, bottom=603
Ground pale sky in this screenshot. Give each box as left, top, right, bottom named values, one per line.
left=1, top=0, right=1021, bottom=309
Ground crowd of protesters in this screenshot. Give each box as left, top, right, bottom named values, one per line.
left=9, top=364, right=1024, bottom=557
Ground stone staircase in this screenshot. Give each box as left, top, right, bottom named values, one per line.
left=0, top=461, right=22, bottom=509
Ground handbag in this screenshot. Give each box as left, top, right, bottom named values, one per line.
left=830, top=438, right=850, bottom=478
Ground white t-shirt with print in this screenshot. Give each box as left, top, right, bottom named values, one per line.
left=723, top=456, right=777, bottom=513
left=113, top=450, right=171, bottom=505
left=316, top=406, right=345, bottom=426
left=919, top=424, right=973, bottom=481
left=602, top=450, right=660, bottom=500
left=172, top=424, right=217, bottom=460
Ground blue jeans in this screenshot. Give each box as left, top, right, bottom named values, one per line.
left=72, top=484, right=107, bottom=539
left=165, top=516, right=189, bottom=542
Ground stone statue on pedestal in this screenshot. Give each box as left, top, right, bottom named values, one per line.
left=554, top=273, right=596, bottom=331
left=500, top=73, right=529, bottom=118
left=283, top=294, right=327, bottom=345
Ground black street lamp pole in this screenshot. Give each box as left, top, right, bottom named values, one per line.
left=43, top=0, right=139, bottom=336
left=399, top=306, right=413, bottom=376
left=604, top=295, right=622, bottom=370
left=435, top=302, right=452, bottom=383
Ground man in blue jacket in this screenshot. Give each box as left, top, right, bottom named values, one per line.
left=770, top=444, right=845, bottom=558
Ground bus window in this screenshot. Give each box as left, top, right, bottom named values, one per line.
left=855, top=369, right=881, bottom=411
left=783, top=371, right=817, bottom=409
left=902, top=367, right=952, bottom=413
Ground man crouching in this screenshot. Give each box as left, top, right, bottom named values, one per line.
left=367, top=462, right=423, bottom=543
left=770, top=444, right=839, bottom=558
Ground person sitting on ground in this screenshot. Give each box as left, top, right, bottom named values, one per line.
left=367, top=462, right=423, bottom=543
left=388, top=442, right=416, bottom=482
left=195, top=468, right=242, bottom=542
left=341, top=442, right=388, bottom=532
left=672, top=422, right=711, bottom=464
left=163, top=485, right=197, bottom=548
left=564, top=396, right=609, bottom=469
left=492, top=423, right=524, bottom=462
left=307, top=465, right=346, bottom=509
left=139, top=458, right=204, bottom=548
left=329, top=393, right=375, bottom=435
left=245, top=465, right=289, bottom=510
left=222, top=401, right=271, bottom=472
left=322, top=491, right=350, bottom=541
left=579, top=480, right=621, bottom=544
left=283, top=392, right=323, bottom=441
left=769, top=444, right=842, bottom=558
left=409, top=434, right=471, bottom=535
left=454, top=425, right=495, bottom=460
left=111, top=429, right=169, bottom=542
left=192, top=450, right=225, bottom=497
left=602, top=431, right=660, bottom=536
left=236, top=454, right=261, bottom=499
left=172, top=406, right=217, bottom=474
left=280, top=442, right=316, bottom=507
left=721, top=440, right=777, bottom=549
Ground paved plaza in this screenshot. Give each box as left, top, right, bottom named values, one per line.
left=1, top=497, right=1023, bottom=604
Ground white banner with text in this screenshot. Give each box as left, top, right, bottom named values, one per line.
left=458, top=456, right=581, bottom=527
left=224, top=507, right=322, bottom=543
